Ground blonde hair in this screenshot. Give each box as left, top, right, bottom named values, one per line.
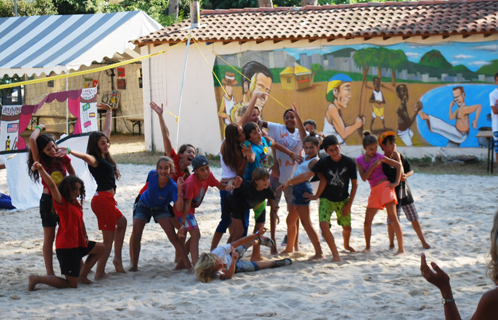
left=487, top=210, right=498, bottom=283
left=195, top=253, right=218, bottom=283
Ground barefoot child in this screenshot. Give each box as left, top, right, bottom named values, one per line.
left=174, top=155, right=234, bottom=267
left=28, top=162, right=104, bottom=290
left=28, top=125, right=75, bottom=276
left=129, top=157, right=193, bottom=271
left=356, top=131, right=405, bottom=255
left=283, top=135, right=357, bottom=262
left=59, top=107, right=127, bottom=279
left=224, top=168, right=277, bottom=261
left=211, top=123, right=254, bottom=250
left=378, top=131, right=430, bottom=249
left=242, top=122, right=302, bottom=257
left=278, top=130, right=324, bottom=260
left=195, top=227, right=292, bottom=283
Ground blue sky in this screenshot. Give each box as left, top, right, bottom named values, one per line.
left=282, top=41, right=498, bottom=72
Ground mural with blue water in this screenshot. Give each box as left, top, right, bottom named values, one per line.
left=417, top=84, right=495, bottom=148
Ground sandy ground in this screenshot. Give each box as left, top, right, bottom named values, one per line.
left=0, top=159, right=496, bottom=319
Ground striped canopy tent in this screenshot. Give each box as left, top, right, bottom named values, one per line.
left=0, top=11, right=162, bottom=77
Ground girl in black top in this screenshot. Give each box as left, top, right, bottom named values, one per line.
left=58, top=106, right=126, bottom=280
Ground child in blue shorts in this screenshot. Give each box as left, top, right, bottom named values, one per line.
left=286, top=135, right=358, bottom=262
left=279, top=131, right=324, bottom=260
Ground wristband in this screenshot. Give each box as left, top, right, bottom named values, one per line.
left=35, top=126, right=43, bottom=132
left=67, top=147, right=71, bottom=154
left=288, top=179, right=293, bottom=187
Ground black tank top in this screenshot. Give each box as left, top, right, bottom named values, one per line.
left=88, top=157, right=116, bottom=191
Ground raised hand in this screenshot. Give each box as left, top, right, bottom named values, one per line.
left=55, top=147, right=69, bottom=157
left=241, top=144, right=253, bottom=159
left=420, top=253, right=451, bottom=291
left=31, top=161, right=42, bottom=171
left=150, top=101, right=164, bottom=115
left=177, top=176, right=185, bottom=192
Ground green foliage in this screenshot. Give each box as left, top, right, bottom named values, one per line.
left=0, top=0, right=58, bottom=17
left=311, top=63, right=324, bottom=73
left=418, top=49, right=452, bottom=70
left=476, top=60, right=498, bottom=76
left=451, top=64, right=471, bottom=72
left=269, top=67, right=285, bottom=84
left=204, top=0, right=415, bottom=10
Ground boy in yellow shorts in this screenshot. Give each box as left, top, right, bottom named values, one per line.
left=285, top=135, right=358, bottom=262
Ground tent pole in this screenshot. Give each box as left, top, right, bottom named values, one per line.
left=65, top=73, right=69, bottom=134
left=176, top=33, right=191, bottom=149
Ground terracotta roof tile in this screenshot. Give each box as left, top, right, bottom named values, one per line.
left=135, top=0, right=498, bottom=45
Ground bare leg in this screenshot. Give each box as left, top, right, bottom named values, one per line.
left=411, top=220, right=431, bottom=249
left=294, top=219, right=300, bottom=252
left=113, top=216, right=127, bottom=273
left=251, top=222, right=265, bottom=261
left=270, top=206, right=279, bottom=255
left=29, top=273, right=79, bottom=291
left=388, top=225, right=395, bottom=249
left=80, top=243, right=105, bottom=284
left=95, top=230, right=114, bottom=280
left=128, top=232, right=134, bottom=267
left=342, top=226, right=356, bottom=252
left=385, top=202, right=405, bottom=255
left=363, top=208, right=378, bottom=253
left=319, top=221, right=341, bottom=262
left=211, top=232, right=224, bottom=251
left=158, top=218, right=192, bottom=270
left=189, top=228, right=201, bottom=266
left=42, top=227, right=56, bottom=275
left=231, top=218, right=245, bottom=242
left=296, top=206, right=324, bottom=260
left=283, top=209, right=299, bottom=253
left=129, top=219, right=146, bottom=271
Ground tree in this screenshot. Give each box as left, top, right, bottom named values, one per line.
left=352, top=47, right=376, bottom=84
left=388, top=49, right=407, bottom=87
left=0, top=0, right=58, bottom=17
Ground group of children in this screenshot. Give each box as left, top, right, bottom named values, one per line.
left=25, top=100, right=430, bottom=290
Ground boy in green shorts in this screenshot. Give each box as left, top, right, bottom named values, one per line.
left=285, top=135, right=358, bottom=262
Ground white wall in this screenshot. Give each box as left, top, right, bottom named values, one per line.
left=142, top=33, right=498, bottom=155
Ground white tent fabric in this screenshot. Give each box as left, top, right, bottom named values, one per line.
left=0, top=11, right=162, bottom=77
left=0, top=134, right=96, bottom=211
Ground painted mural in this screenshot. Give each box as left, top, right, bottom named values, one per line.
left=212, top=41, right=498, bottom=147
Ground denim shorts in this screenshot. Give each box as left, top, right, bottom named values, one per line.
left=134, top=200, right=172, bottom=222
left=292, top=182, right=314, bottom=206
left=493, top=131, right=498, bottom=153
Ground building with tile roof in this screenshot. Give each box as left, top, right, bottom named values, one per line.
left=135, top=0, right=498, bottom=154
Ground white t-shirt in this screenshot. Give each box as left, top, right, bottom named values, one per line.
left=489, top=88, right=498, bottom=132
left=220, top=139, right=237, bottom=180
left=267, top=122, right=302, bottom=183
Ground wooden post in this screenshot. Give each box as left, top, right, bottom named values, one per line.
left=169, top=0, right=179, bottom=19
left=190, top=1, right=199, bottom=28
left=258, top=0, right=273, bottom=8
left=301, top=0, right=317, bottom=6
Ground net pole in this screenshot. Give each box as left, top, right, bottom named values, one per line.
left=175, top=33, right=191, bottom=149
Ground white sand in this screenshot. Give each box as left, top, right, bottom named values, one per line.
left=0, top=164, right=495, bottom=319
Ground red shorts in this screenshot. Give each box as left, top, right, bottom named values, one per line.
left=367, top=181, right=397, bottom=210
left=91, top=191, right=123, bottom=231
